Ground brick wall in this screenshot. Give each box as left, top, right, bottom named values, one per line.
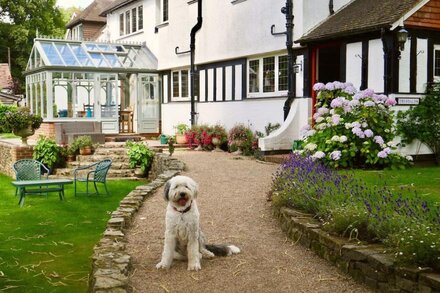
left=31, top=122, right=56, bottom=141
left=0, top=141, right=33, bottom=178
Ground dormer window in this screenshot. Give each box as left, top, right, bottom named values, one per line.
left=119, top=5, right=144, bottom=37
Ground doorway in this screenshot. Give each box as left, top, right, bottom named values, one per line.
left=137, top=74, right=160, bottom=133
left=317, top=45, right=341, bottom=83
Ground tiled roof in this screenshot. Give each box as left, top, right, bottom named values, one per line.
left=66, top=0, right=114, bottom=28
left=0, top=63, right=13, bottom=90
left=298, top=0, right=424, bottom=43
left=100, top=0, right=139, bottom=16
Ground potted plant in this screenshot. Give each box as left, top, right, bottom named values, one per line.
left=33, top=136, right=62, bottom=173
left=211, top=124, right=227, bottom=152
left=74, top=135, right=93, bottom=155
left=66, top=145, right=77, bottom=162
left=174, top=123, right=189, bottom=144
left=228, top=124, right=253, bottom=155
left=4, top=107, right=43, bottom=145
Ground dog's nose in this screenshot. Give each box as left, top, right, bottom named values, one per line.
left=179, top=192, right=186, bottom=198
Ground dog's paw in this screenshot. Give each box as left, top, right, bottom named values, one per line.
left=187, top=261, right=201, bottom=271
left=156, top=261, right=171, bottom=270
left=201, top=250, right=215, bottom=259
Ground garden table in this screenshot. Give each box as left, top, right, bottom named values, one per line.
left=11, top=179, right=73, bottom=207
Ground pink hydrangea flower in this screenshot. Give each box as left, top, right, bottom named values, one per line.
left=374, top=135, right=384, bottom=146
left=325, top=82, right=335, bottom=91
left=364, top=101, right=375, bottom=107
left=317, top=107, right=329, bottom=115
left=313, top=82, right=326, bottom=91
left=332, top=114, right=341, bottom=125
left=385, top=97, right=397, bottom=106
left=330, top=150, right=341, bottom=160
left=330, top=97, right=343, bottom=108
left=364, top=129, right=374, bottom=138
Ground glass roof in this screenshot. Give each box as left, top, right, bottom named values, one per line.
left=26, top=38, right=157, bottom=73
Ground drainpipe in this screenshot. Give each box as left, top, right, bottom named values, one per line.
left=283, top=0, right=295, bottom=120
left=329, top=0, right=334, bottom=15
left=190, top=0, right=203, bottom=127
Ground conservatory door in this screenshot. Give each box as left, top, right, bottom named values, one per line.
left=137, top=74, right=160, bottom=133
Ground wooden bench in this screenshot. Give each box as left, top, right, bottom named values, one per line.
left=11, top=179, right=73, bottom=207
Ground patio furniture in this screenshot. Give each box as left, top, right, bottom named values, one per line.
left=119, top=110, right=133, bottom=133
left=54, top=121, right=106, bottom=145
left=74, top=159, right=112, bottom=196
left=11, top=179, right=73, bottom=207
left=12, top=159, right=49, bottom=196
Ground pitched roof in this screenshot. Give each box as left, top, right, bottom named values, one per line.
left=0, top=92, right=21, bottom=104
left=298, top=0, right=425, bottom=44
left=100, top=0, right=139, bottom=16
left=66, top=0, right=114, bottom=28
left=0, top=63, right=13, bottom=90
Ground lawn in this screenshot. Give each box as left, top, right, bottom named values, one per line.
left=0, top=133, right=19, bottom=139
left=0, top=173, right=145, bottom=292
left=343, top=166, right=440, bottom=204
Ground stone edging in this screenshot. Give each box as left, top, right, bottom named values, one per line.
left=274, top=206, right=440, bottom=292
left=88, top=153, right=185, bottom=292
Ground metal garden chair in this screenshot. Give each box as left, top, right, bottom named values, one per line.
left=12, top=159, right=49, bottom=196
left=73, top=159, right=112, bottom=196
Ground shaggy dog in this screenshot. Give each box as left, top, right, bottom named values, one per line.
left=156, top=176, right=240, bottom=271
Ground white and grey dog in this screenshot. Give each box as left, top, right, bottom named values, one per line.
left=156, top=175, right=240, bottom=271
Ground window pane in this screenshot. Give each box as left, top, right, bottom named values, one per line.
left=138, top=6, right=143, bottom=30
left=55, top=44, right=79, bottom=66
left=278, top=55, right=288, bottom=91
left=263, top=57, right=275, bottom=92
left=435, top=50, right=440, bottom=77
left=125, top=11, right=130, bottom=34
left=249, top=60, right=259, bottom=93
left=163, top=0, right=169, bottom=22
left=181, top=70, right=189, bottom=97
left=119, top=14, right=124, bottom=36
left=132, top=8, right=137, bottom=32
left=172, top=72, right=179, bottom=97
left=41, top=43, right=64, bottom=65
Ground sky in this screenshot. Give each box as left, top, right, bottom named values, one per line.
left=57, top=0, right=94, bottom=8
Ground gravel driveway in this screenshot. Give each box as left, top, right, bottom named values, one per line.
left=126, top=150, right=371, bottom=293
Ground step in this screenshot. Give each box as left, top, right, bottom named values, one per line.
left=66, top=161, right=131, bottom=169
left=94, top=148, right=127, bottom=156
left=53, top=168, right=136, bottom=178
left=77, top=155, right=129, bottom=163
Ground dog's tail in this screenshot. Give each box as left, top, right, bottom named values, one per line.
left=205, top=244, right=240, bottom=257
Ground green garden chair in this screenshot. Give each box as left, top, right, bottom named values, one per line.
left=12, top=159, right=49, bottom=196
left=74, top=159, right=112, bottom=196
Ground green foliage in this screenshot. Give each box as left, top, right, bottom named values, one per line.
left=396, top=83, right=440, bottom=165
left=228, top=124, right=256, bottom=155
left=4, top=107, right=43, bottom=132
left=71, top=135, right=93, bottom=152
left=0, top=173, right=143, bottom=292
left=264, top=122, right=281, bottom=136
left=0, top=0, right=66, bottom=91
left=126, top=141, right=155, bottom=174
left=302, top=82, right=411, bottom=169
left=0, top=104, right=17, bottom=132
left=174, top=123, right=189, bottom=134
left=33, top=136, right=62, bottom=170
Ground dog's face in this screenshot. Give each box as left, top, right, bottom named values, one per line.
left=164, top=176, right=198, bottom=209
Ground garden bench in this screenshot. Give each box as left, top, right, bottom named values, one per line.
left=11, top=179, right=73, bottom=207
left=54, top=122, right=106, bottom=145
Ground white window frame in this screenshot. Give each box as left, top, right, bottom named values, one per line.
left=171, top=69, right=191, bottom=101
left=434, top=45, right=440, bottom=82
left=247, top=54, right=288, bottom=98
left=118, top=5, right=144, bottom=38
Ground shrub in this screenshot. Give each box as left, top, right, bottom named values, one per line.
left=33, top=136, right=63, bottom=170
left=0, top=104, right=17, bottom=133
left=174, top=123, right=189, bottom=135
left=300, top=82, right=411, bottom=169
left=4, top=107, right=43, bottom=132
left=272, top=154, right=440, bottom=266
left=396, top=83, right=440, bottom=165
left=184, top=124, right=223, bottom=150
left=126, top=141, right=155, bottom=174
left=228, top=124, right=256, bottom=155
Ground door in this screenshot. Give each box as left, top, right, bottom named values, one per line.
left=137, top=74, right=160, bottom=133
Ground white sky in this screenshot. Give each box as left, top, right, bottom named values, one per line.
left=57, top=0, right=94, bottom=8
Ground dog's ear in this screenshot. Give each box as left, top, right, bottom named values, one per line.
left=163, top=180, right=171, bottom=201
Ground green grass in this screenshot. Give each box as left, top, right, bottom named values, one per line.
left=342, top=166, right=440, bottom=204
left=0, top=133, right=19, bottom=139
left=0, top=174, right=145, bottom=292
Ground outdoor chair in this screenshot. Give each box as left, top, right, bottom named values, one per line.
left=12, top=159, right=49, bottom=196
left=74, top=159, right=112, bottom=196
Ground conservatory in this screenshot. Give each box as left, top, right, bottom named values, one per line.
left=24, top=38, right=159, bottom=134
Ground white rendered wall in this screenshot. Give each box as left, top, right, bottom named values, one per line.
left=368, top=39, right=384, bottom=92
left=161, top=98, right=286, bottom=135
left=417, top=38, right=428, bottom=93
left=346, top=42, right=362, bottom=89
left=301, top=0, right=351, bottom=34
left=399, top=39, right=411, bottom=93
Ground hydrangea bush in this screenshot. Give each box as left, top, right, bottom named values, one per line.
left=301, top=81, right=411, bottom=169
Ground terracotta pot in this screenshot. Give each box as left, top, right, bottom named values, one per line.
left=67, top=155, right=76, bottom=162
left=79, top=146, right=92, bottom=155
left=13, top=125, right=34, bottom=146
left=175, top=133, right=187, bottom=144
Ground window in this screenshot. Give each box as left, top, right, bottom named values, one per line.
left=132, top=8, right=137, bottom=33
left=138, top=5, right=143, bottom=30
left=248, top=55, right=288, bottom=96
left=172, top=69, right=190, bottom=99
left=125, top=10, right=130, bottom=35
left=435, top=46, right=440, bottom=81
left=162, top=0, right=169, bottom=22
left=119, top=14, right=124, bottom=36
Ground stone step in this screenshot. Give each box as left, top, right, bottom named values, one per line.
left=53, top=168, right=137, bottom=178
left=94, top=148, right=127, bottom=156
left=66, top=161, right=131, bottom=169
left=77, top=155, right=129, bottom=163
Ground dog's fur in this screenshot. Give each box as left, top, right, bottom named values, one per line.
left=156, top=176, right=240, bottom=271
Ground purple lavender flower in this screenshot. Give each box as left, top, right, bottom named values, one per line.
left=330, top=150, right=341, bottom=160
left=364, top=129, right=374, bottom=138
left=313, top=82, right=326, bottom=92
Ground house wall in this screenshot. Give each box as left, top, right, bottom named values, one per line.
left=367, top=39, right=384, bottom=92
left=83, top=22, right=106, bottom=40
left=346, top=42, right=362, bottom=89
left=301, top=0, right=351, bottom=35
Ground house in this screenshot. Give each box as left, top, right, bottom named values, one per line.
left=24, top=0, right=438, bottom=156
left=0, top=63, right=22, bottom=105
left=65, top=0, right=113, bottom=41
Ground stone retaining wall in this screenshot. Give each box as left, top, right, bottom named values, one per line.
left=275, top=206, right=440, bottom=292
left=88, top=153, right=185, bottom=292
left=0, top=141, right=33, bottom=177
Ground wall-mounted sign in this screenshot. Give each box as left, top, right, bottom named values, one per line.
left=397, top=98, right=420, bottom=105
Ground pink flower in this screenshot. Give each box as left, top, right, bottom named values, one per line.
left=313, top=112, right=321, bottom=120
left=385, top=97, right=397, bottom=106
left=364, top=129, right=374, bottom=138
left=374, top=135, right=384, bottom=146
left=313, top=82, right=326, bottom=91
left=378, top=150, right=388, bottom=158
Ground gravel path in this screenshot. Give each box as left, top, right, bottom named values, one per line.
left=127, top=151, right=371, bottom=293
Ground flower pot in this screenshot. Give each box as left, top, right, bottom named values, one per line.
left=233, top=140, right=243, bottom=155
left=67, top=155, right=76, bottom=162
left=79, top=146, right=92, bottom=155
left=175, top=133, right=187, bottom=144
left=211, top=137, right=223, bottom=152
left=13, top=125, right=35, bottom=146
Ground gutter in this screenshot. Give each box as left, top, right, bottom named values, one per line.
left=190, top=0, right=203, bottom=126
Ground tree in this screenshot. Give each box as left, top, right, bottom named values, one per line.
left=0, top=0, right=66, bottom=93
